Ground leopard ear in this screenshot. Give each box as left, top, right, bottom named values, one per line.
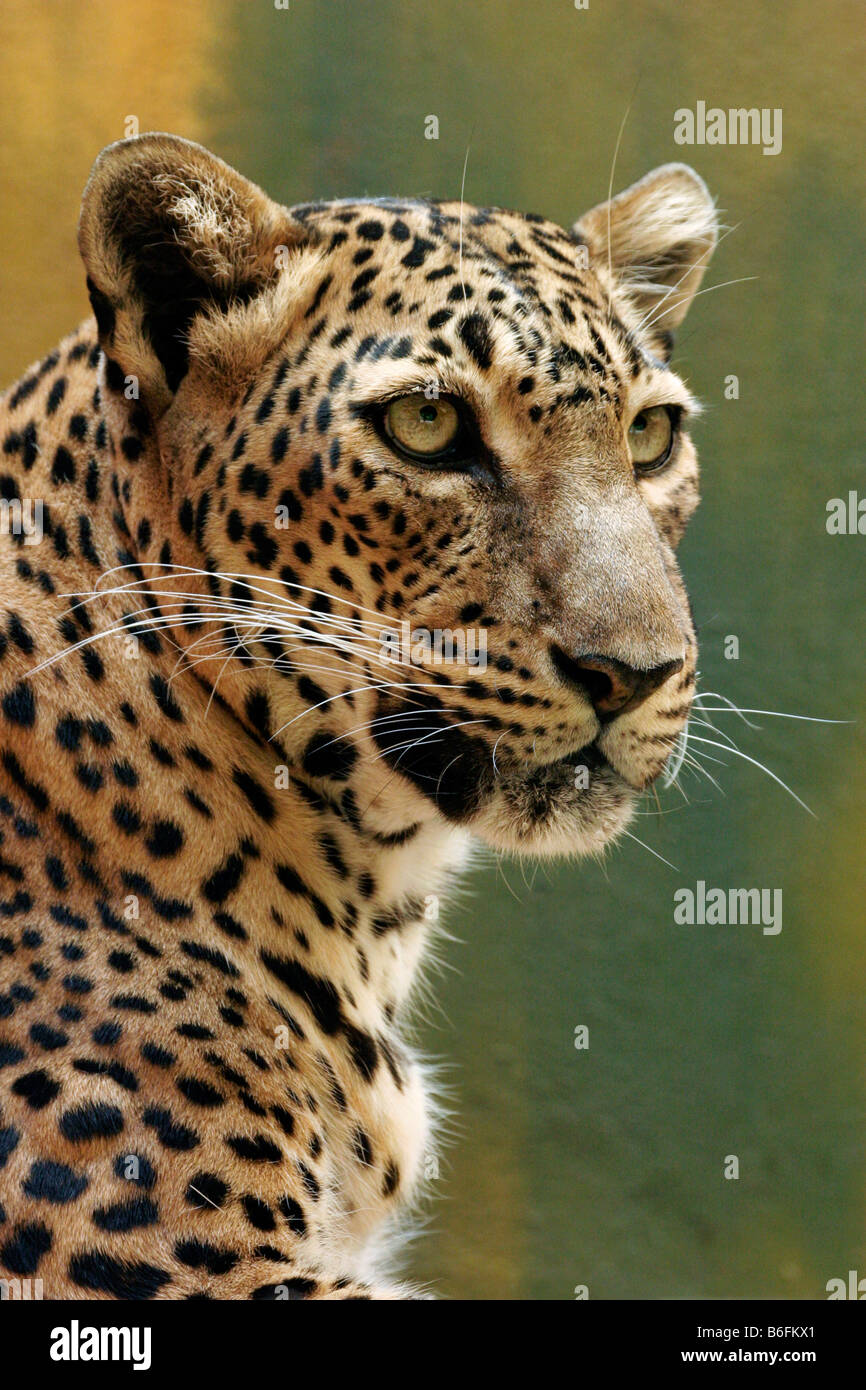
left=574, top=163, right=718, bottom=352
left=79, top=133, right=314, bottom=414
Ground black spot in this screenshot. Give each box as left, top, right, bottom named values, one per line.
left=241, top=1195, right=276, bottom=1232
left=7, top=612, right=34, bottom=654
left=55, top=715, right=83, bottom=751
left=315, top=397, right=331, bottom=432
left=0, top=1220, right=52, bottom=1275
left=195, top=491, right=211, bottom=547
left=202, top=853, right=245, bottom=903
left=68, top=1251, right=171, bottom=1300
left=271, top=1106, right=295, bottom=1137
left=0, top=1125, right=20, bottom=1168
left=232, top=767, right=275, bottom=823
left=271, top=426, right=289, bottom=463
left=44, top=856, right=69, bottom=891
left=186, top=1172, right=229, bottom=1209
left=12, top=1069, right=60, bottom=1110
left=62, top=973, right=93, bottom=995
left=92, top=1197, right=159, bottom=1232
left=112, top=759, right=138, bottom=788
left=59, top=1101, right=124, bottom=1143
left=260, top=952, right=342, bottom=1034
left=180, top=940, right=239, bottom=977
left=29, top=1022, right=68, bottom=1051
left=150, top=673, right=183, bottom=721
left=402, top=235, right=436, bottom=268
left=244, top=690, right=271, bottom=739
left=113, top=1153, right=156, bottom=1189
left=23, top=1160, right=89, bottom=1204
left=459, top=313, right=493, bottom=369
left=382, top=1159, right=400, bottom=1196
left=145, top=819, right=185, bottom=858
left=213, top=911, right=248, bottom=941
left=110, top=993, right=156, bottom=1014
left=356, top=219, right=384, bottom=241
left=343, top=1023, right=379, bottom=1082
left=142, top=1105, right=199, bottom=1151
left=297, top=1162, right=320, bottom=1201
left=75, top=761, right=103, bottom=792
left=352, top=1127, right=373, bottom=1166
left=226, top=1133, right=282, bottom=1163
left=175, top=1022, right=213, bottom=1040
left=302, top=731, right=357, bottom=781
left=174, top=1238, right=238, bottom=1276
left=108, top=949, right=135, bottom=974
left=93, top=1020, right=122, bottom=1045
left=80, top=646, right=104, bottom=682
left=279, top=1194, right=306, bottom=1236
left=51, top=445, right=76, bottom=484
left=2, top=681, right=35, bottom=727
left=176, top=1076, right=225, bottom=1109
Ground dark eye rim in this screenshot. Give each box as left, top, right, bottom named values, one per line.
left=366, top=391, right=490, bottom=472
left=629, top=403, right=683, bottom=475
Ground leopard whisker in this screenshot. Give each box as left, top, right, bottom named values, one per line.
left=269, top=682, right=446, bottom=742
left=690, top=696, right=846, bottom=726
left=629, top=218, right=743, bottom=337
left=638, top=275, right=758, bottom=339
left=619, top=828, right=680, bottom=873
left=91, top=561, right=400, bottom=627
left=686, top=732, right=815, bottom=816
left=308, top=707, right=454, bottom=754
left=369, top=718, right=489, bottom=769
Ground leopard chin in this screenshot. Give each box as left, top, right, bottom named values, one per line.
left=466, top=745, right=639, bottom=859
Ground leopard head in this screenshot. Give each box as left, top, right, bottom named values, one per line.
left=78, top=134, right=717, bottom=857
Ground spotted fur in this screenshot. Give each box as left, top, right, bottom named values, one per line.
left=0, top=135, right=717, bottom=1299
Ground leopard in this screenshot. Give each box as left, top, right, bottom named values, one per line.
left=0, top=133, right=717, bottom=1300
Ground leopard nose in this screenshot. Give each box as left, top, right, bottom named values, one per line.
left=550, top=647, right=684, bottom=719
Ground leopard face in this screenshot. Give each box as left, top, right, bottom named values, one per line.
left=80, top=135, right=717, bottom=860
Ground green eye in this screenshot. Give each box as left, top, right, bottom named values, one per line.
left=384, top=393, right=461, bottom=459
left=628, top=405, right=676, bottom=472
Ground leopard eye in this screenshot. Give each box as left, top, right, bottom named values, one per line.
left=627, top=404, right=676, bottom=473
left=384, top=393, right=461, bottom=460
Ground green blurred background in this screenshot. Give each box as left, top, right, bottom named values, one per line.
left=0, top=0, right=863, bottom=1300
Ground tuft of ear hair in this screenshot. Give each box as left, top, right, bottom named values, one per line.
left=574, top=163, right=718, bottom=356
left=78, top=133, right=317, bottom=414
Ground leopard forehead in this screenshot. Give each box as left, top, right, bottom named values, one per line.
left=239, top=194, right=689, bottom=436
left=187, top=192, right=697, bottom=560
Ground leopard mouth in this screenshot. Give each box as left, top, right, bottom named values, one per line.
left=555, top=742, right=608, bottom=771
left=370, top=693, right=637, bottom=856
